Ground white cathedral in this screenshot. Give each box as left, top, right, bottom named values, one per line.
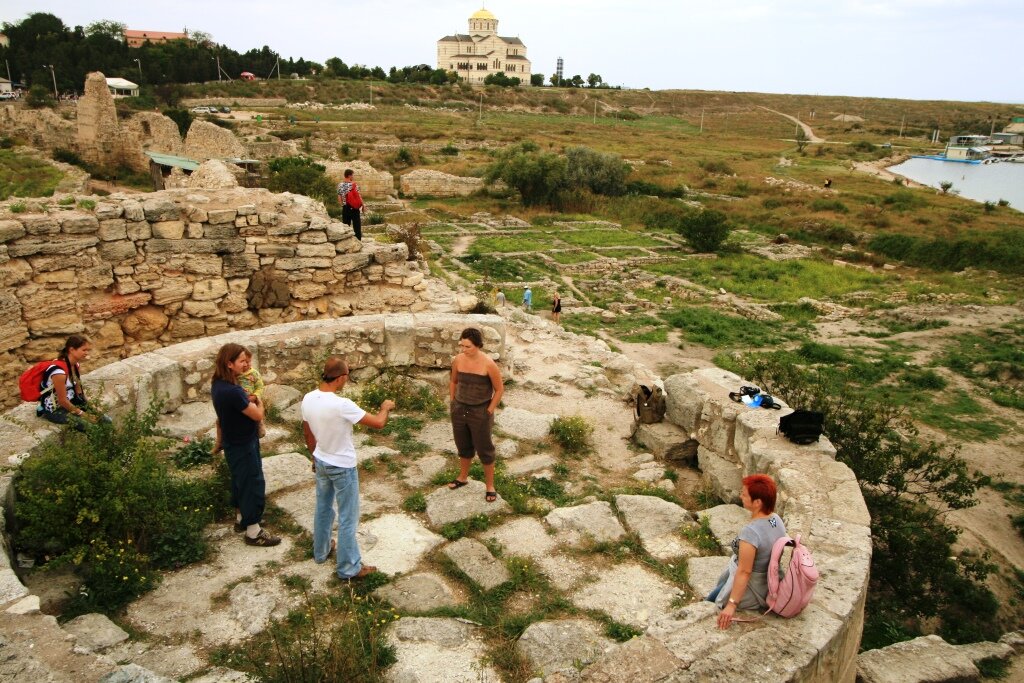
left=436, top=7, right=533, bottom=85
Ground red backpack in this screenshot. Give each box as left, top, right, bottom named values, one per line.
left=19, top=360, right=69, bottom=402
left=346, top=183, right=363, bottom=209
left=766, top=534, right=818, bottom=617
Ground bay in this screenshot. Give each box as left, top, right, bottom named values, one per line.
left=888, top=158, right=1024, bottom=209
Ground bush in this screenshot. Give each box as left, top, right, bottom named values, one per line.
left=265, top=156, right=335, bottom=205
left=394, top=146, right=415, bottom=166
left=699, top=159, right=734, bottom=175
left=356, top=370, right=446, bottom=418
left=483, top=72, right=521, bottom=87
left=564, top=146, right=631, bottom=196
left=624, top=180, right=685, bottom=198
left=549, top=415, right=594, bottom=455
left=484, top=142, right=568, bottom=207
left=676, top=209, right=731, bottom=252
left=439, top=142, right=459, bottom=156
left=810, top=198, right=849, bottom=214
left=173, top=436, right=215, bottom=469
left=14, top=405, right=231, bottom=612
left=162, top=109, right=193, bottom=137
left=53, top=148, right=84, bottom=166
left=26, top=84, right=55, bottom=109
left=869, top=230, right=1024, bottom=275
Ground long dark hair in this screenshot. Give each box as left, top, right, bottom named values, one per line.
left=213, top=343, right=249, bottom=385
left=58, top=334, right=89, bottom=364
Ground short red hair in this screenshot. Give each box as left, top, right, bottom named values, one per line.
left=743, top=474, right=777, bottom=514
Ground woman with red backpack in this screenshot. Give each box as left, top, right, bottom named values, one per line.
left=34, top=335, right=101, bottom=429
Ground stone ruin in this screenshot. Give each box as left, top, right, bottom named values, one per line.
left=0, top=187, right=428, bottom=409
left=400, top=169, right=484, bottom=198
left=323, top=160, right=395, bottom=198
left=183, top=120, right=246, bottom=161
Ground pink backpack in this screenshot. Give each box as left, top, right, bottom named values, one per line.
left=766, top=534, right=818, bottom=617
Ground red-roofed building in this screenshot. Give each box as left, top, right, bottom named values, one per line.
left=124, top=29, right=188, bottom=48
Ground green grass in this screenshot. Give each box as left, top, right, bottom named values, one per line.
left=548, top=250, right=599, bottom=264
left=663, top=306, right=804, bottom=348
left=564, top=313, right=669, bottom=344
left=0, top=149, right=63, bottom=199
left=558, top=229, right=665, bottom=248
left=468, top=234, right=552, bottom=253
left=597, top=247, right=652, bottom=259
left=642, top=253, right=891, bottom=302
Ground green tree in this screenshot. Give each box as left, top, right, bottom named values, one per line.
left=531, top=73, right=544, bottom=86
left=795, top=126, right=808, bottom=152
left=84, top=20, right=126, bottom=40
left=570, top=74, right=584, bottom=87
left=587, top=73, right=603, bottom=88
left=25, top=84, right=55, bottom=108
left=265, top=156, right=335, bottom=205
left=549, top=73, right=560, bottom=86
left=484, top=142, right=568, bottom=207
left=483, top=72, right=520, bottom=87
left=940, top=181, right=954, bottom=194
left=564, top=146, right=630, bottom=196
left=675, top=209, right=731, bottom=252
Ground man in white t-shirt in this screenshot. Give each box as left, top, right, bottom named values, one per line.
left=301, top=356, right=395, bottom=580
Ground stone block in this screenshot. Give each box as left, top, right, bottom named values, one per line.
left=143, top=198, right=180, bottom=222
left=441, top=537, right=511, bottom=590
left=8, top=236, right=98, bottom=258
left=21, top=215, right=60, bottom=235
left=359, top=513, right=445, bottom=575
left=255, top=243, right=295, bottom=257
left=517, top=619, right=613, bottom=675
left=332, top=252, right=370, bottom=273
left=98, top=239, right=138, bottom=263
left=207, top=209, right=238, bottom=224
left=545, top=501, right=626, bottom=546
left=63, top=613, right=130, bottom=652
left=147, top=238, right=245, bottom=254
left=94, top=203, right=123, bottom=220
left=121, top=306, right=169, bottom=341
left=296, top=243, right=336, bottom=258
left=697, top=445, right=743, bottom=504
left=615, top=494, right=696, bottom=560
left=151, top=279, right=193, bottom=305
left=570, top=563, right=682, bottom=629
left=82, top=292, right=151, bottom=320
left=371, top=243, right=408, bottom=264
left=686, top=555, right=731, bottom=598
left=856, top=635, right=980, bottom=683
left=126, top=221, right=152, bottom=241
left=152, top=220, right=185, bottom=239
left=581, top=636, right=683, bottom=682
left=97, top=219, right=128, bottom=241
left=372, top=573, right=460, bottom=613
left=384, top=314, right=416, bottom=366
left=60, top=213, right=99, bottom=234
left=192, top=278, right=229, bottom=301
left=424, top=480, right=510, bottom=527
left=203, top=222, right=239, bottom=239
left=700, top=504, right=750, bottom=554
left=633, top=421, right=698, bottom=464
left=0, top=220, right=26, bottom=243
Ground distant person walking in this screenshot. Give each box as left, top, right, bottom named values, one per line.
left=302, top=356, right=396, bottom=580
left=823, top=178, right=833, bottom=189
left=522, top=286, right=532, bottom=311
left=448, top=328, right=505, bottom=502
left=211, top=343, right=280, bottom=547
left=552, top=291, right=562, bottom=324
left=337, top=168, right=364, bottom=240
left=496, top=289, right=506, bottom=308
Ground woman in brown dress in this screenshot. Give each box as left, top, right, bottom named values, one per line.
left=448, top=328, right=505, bottom=501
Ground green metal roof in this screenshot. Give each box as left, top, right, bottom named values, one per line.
left=145, top=151, right=200, bottom=171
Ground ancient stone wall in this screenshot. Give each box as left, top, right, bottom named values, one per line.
left=245, top=140, right=300, bottom=160
left=184, top=120, right=246, bottom=161
left=0, top=188, right=428, bottom=409
left=0, top=104, right=76, bottom=151
left=180, top=98, right=289, bottom=108
left=76, top=72, right=138, bottom=170
left=400, top=169, right=484, bottom=198
left=323, top=161, right=394, bottom=198
left=124, top=111, right=184, bottom=167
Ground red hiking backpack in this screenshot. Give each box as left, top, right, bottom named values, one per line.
left=766, top=534, right=818, bottom=617
left=19, top=360, right=69, bottom=402
left=346, top=184, right=363, bottom=209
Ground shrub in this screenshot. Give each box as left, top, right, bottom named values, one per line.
left=162, top=109, right=193, bottom=137
left=0, top=137, right=13, bottom=149
left=265, top=156, right=335, bottom=205
left=810, top=198, right=849, bottom=214
left=564, top=146, right=631, bottom=196
left=394, top=146, right=414, bottom=166
left=356, top=370, right=446, bottom=418
left=53, top=148, right=84, bottom=166
left=676, top=209, right=731, bottom=252
left=882, top=190, right=927, bottom=211
left=850, top=140, right=877, bottom=152
left=624, top=180, right=685, bottom=198
left=698, top=159, right=734, bottom=176
left=14, top=405, right=231, bottom=612
left=388, top=222, right=422, bottom=260
left=484, top=142, right=568, bottom=207
left=77, top=199, right=95, bottom=210
left=439, top=142, right=459, bottom=156
left=26, top=84, right=54, bottom=109
left=549, top=415, right=594, bottom=455
left=173, top=436, right=215, bottom=469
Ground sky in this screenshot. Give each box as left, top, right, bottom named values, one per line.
left=3, top=0, right=1022, bottom=103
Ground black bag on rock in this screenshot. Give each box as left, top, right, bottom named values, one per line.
left=778, top=409, right=825, bottom=445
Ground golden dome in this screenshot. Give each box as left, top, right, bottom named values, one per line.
left=470, top=8, right=496, bottom=20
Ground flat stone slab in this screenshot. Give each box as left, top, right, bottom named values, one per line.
left=494, top=406, right=557, bottom=440
left=442, top=538, right=511, bottom=591
left=686, top=556, right=731, bottom=599
left=263, top=384, right=302, bottom=410
left=188, top=668, right=255, bottom=683
left=359, top=513, right=445, bottom=575
left=261, top=452, right=314, bottom=494
left=62, top=613, right=129, bottom=652
left=0, top=568, right=29, bottom=605
left=581, top=635, right=683, bottom=682
left=482, top=517, right=587, bottom=590
left=414, top=421, right=457, bottom=452
left=505, top=453, right=556, bottom=476
left=157, top=402, right=217, bottom=439
left=615, top=494, right=697, bottom=560
left=516, top=619, right=614, bottom=675
left=404, top=454, right=448, bottom=487
left=361, top=444, right=402, bottom=462
left=105, top=642, right=205, bottom=680
left=98, top=664, right=173, bottom=683
left=373, top=573, right=460, bottom=613
left=701, top=503, right=751, bottom=555
left=545, top=501, right=626, bottom=546
left=359, top=479, right=404, bottom=517
left=386, top=617, right=500, bottom=683
left=424, top=480, right=510, bottom=527
left=857, top=635, right=980, bottom=683
left=570, top=563, right=682, bottom=629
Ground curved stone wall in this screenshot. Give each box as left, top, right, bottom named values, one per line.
left=0, top=187, right=428, bottom=409
left=0, top=318, right=868, bottom=682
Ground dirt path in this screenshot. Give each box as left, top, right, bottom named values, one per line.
left=450, top=234, right=473, bottom=257
left=758, top=106, right=824, bottom=143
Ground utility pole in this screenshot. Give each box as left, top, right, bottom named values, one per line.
left=44, top=64, right=57, bottom=99
left=133, top=58, right=142, bottom=82
left=478, top=91, right=483, bottom=124
left=216, top=54, right=221, bottom=82
left=369, top=81, right=373, bottom=106
left=4, top=60, right=11, bottom=84
left=699, top=107, right=704, bottom=133
left=593, top=100, right=597, bottom=124
left=899, top=114, right=905, bottom=138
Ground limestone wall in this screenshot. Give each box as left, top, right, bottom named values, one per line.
left=0, top=187, right=429, bottom=409
left=0, top=104, right=76, bottom=151
left=184, top=120, right=246, bottom=161
left=636, top=367, right=870, bottom=682
left=400, top=169, right=484, bottom=198
left=323, top=161, right=395, bottom=198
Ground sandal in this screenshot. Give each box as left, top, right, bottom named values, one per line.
left=448, top=479, right=469, bottom=489
left=244, top=529, right=282, bottom=547
left=485, top=491, right=497, bottom=503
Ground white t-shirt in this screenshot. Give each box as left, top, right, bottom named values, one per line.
left=300, top=390, right=367, bottom=468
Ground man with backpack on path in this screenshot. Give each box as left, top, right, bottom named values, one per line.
left=337, top=168, right=364, bottom=240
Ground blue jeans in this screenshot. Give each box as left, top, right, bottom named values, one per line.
left=314, top=460, right=361, bottom=578
left=223, top=437, right=265, bottom=527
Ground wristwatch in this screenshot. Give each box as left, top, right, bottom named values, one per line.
left=728, top=598, right=738, bottom=606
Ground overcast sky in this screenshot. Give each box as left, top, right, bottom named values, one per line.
left=4, top=0, right=1021, bottom=103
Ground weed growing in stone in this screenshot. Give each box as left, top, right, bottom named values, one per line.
left=549, top=416, right=594, bottom=456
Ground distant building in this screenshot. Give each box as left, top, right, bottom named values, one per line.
left=992, top=132, right=1023, bottom=146
left=945, top=135, right=991, bottom=161
left=0, top=77, right=12, bottom=94
left=0, top=33, right=9, bottom=48
left=105, top=77, right=139, bottom=98
left=437, top=7, right=532, bottom=85
left=124, top=29, right=188, bottom=48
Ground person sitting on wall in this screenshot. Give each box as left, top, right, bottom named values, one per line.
left=37, top=335, right=109, bottom=430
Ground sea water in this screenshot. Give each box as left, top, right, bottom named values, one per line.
left=888, top=158, right=1024, bottom=209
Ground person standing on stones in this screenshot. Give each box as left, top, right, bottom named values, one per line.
left=522, top=286, right=532, bottom=312
left=211, top=343, right=280, bottom=547
left=337, top=168, right=364, bottom=240
left=302, top=356, right=395, bottom=580
left=551, top=291, right=562, bottom=324
left=496, top=289, right=506, bottom=309
left=448, top=328, right=504, bottom=502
